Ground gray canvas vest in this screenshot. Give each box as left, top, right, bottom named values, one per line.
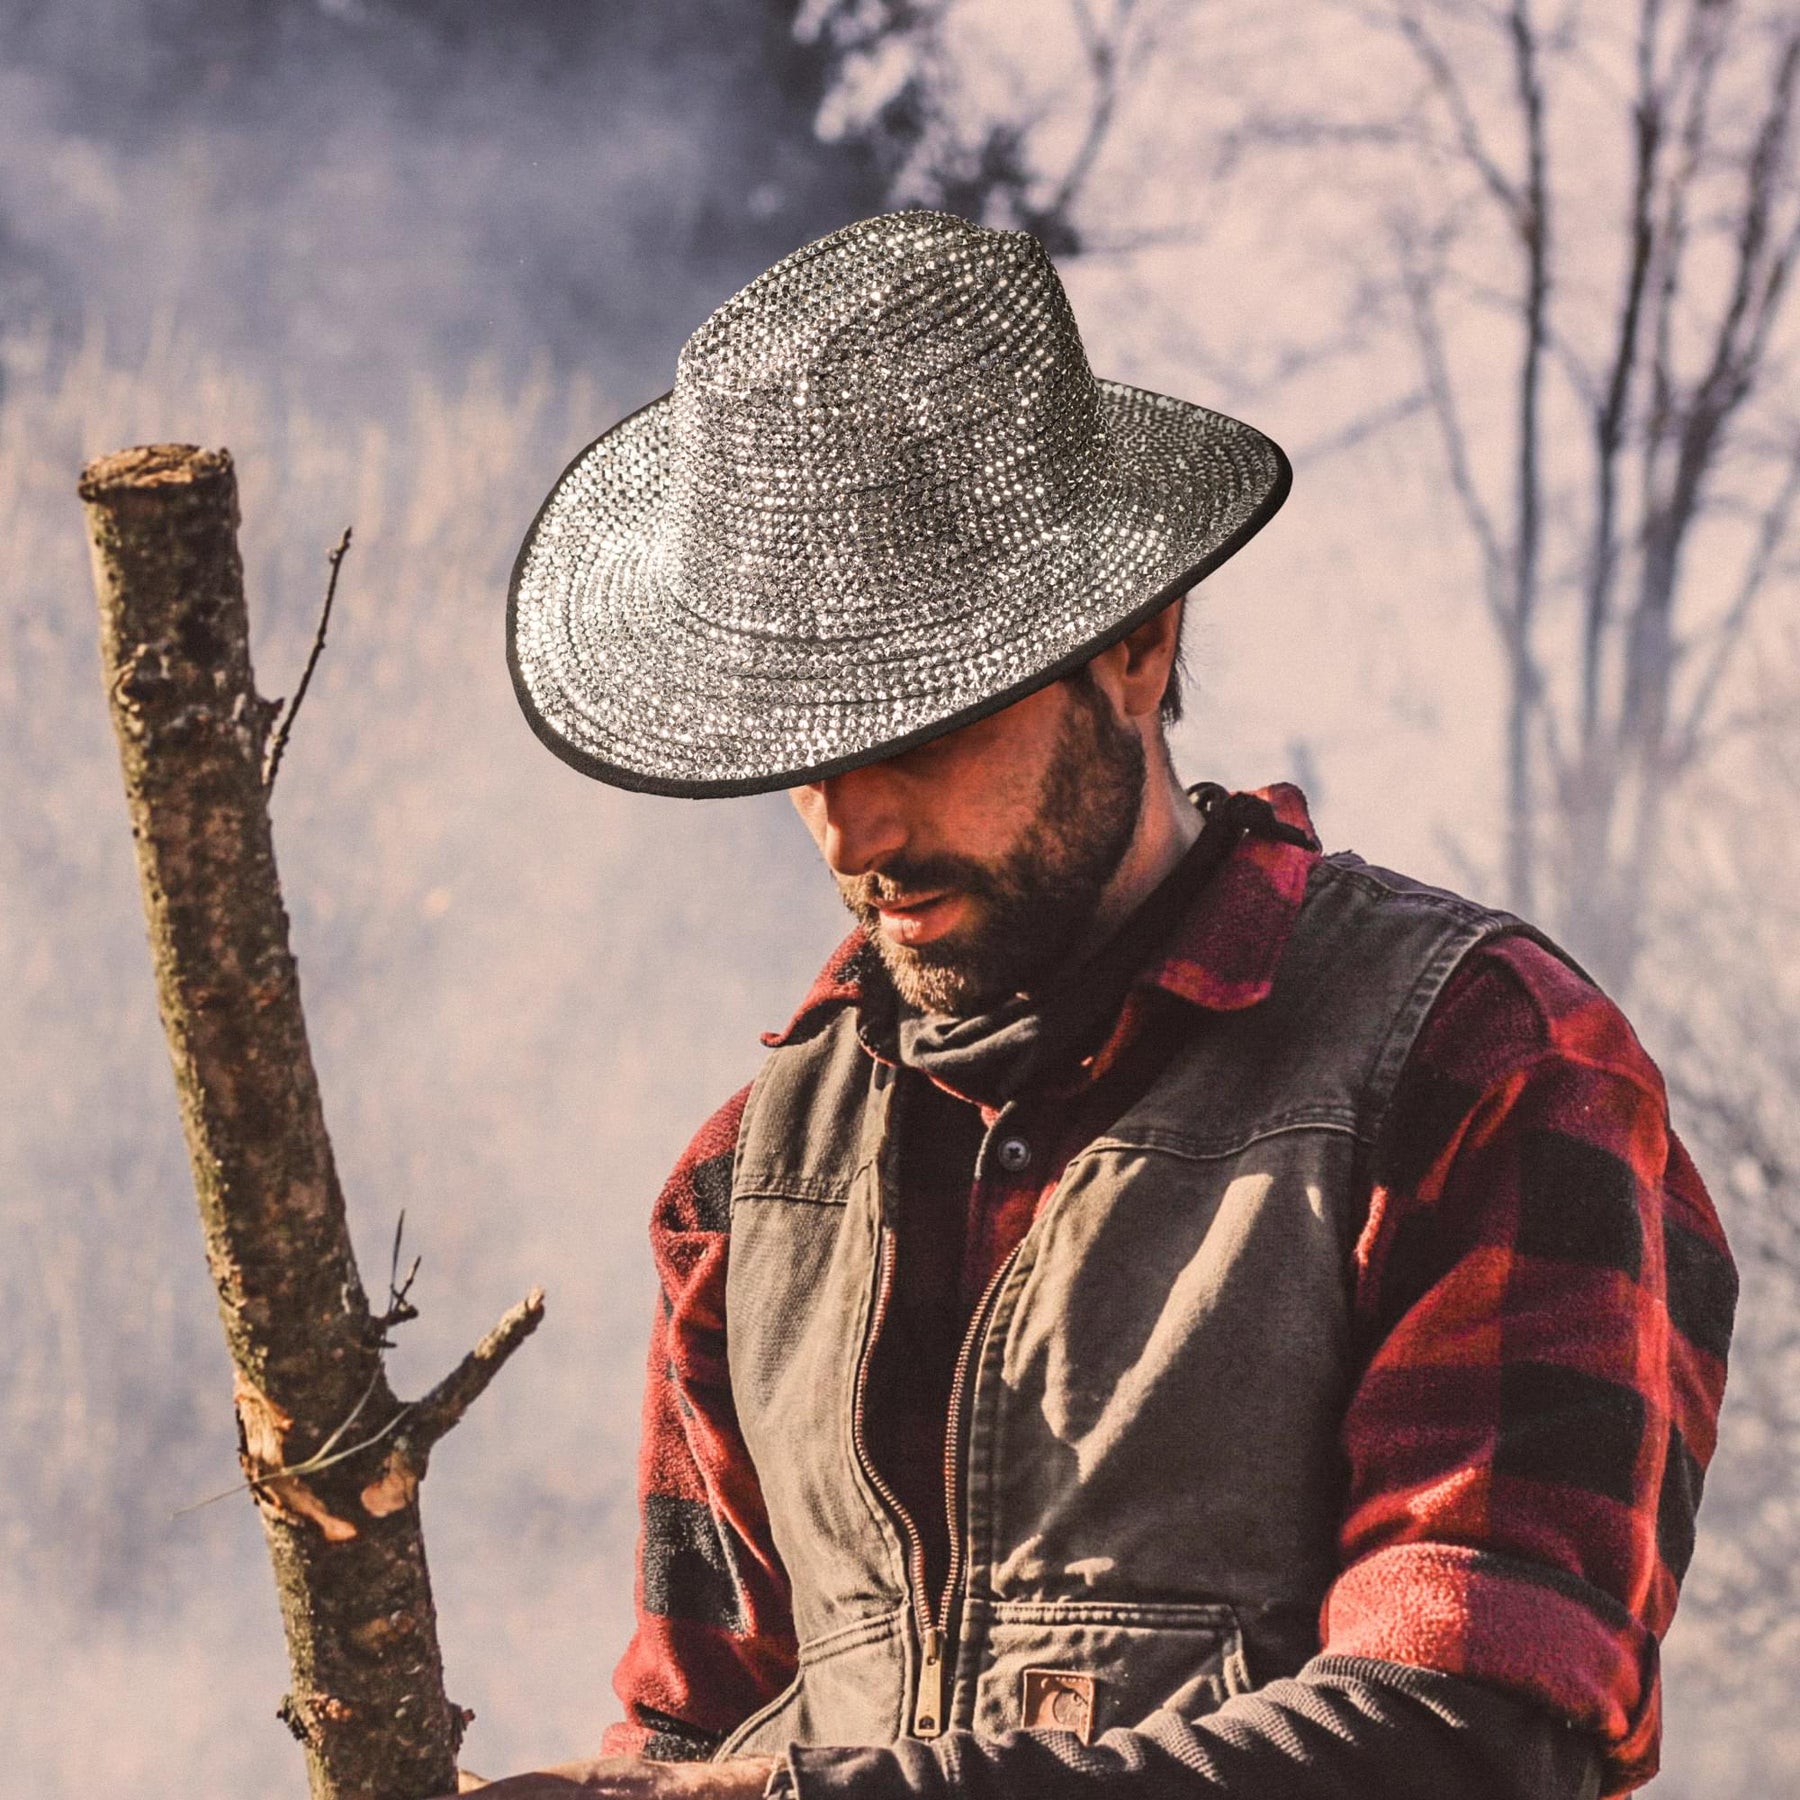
left=719, top=854, right=1530, bottom=1755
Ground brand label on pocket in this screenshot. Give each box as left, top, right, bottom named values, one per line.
left=1020, top=1668, right=1097, bottom=1743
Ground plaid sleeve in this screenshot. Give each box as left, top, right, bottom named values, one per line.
left=1327, top=935, right=1737, bottom=1795
left=602, top=1086, right=798, bottom=1760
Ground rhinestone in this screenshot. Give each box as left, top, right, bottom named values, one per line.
left=508, top=210, right=1289, bottom=796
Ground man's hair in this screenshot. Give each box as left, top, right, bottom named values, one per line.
left=1159, top=594, right=1191, bottom=726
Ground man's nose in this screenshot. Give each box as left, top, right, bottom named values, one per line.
left=810, top=765, right=909, bottom=877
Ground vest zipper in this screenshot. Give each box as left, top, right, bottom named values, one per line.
left=924, top=1241, right=1024, bottom=1736
left=851, top=1220, right=1025, bottom=1742
left=851, top=1226, right=939, bottom=1727
left=915, top=1625, right=947, bottom=1740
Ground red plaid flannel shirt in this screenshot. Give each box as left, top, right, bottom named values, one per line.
left=603, top=787, right=1735, bottom=1795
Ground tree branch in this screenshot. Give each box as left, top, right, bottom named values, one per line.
left=1672, top=25, right=1800, bottom=481
left=1629, top=22, right=1800, bottom=752
left=81, top=445, right=538, bottom=1800
left=1641, top=0, right=1731, bottom=493
left=1391, top=0, right=1526, bottom=224
left=1669, top=430, right=1800, bottom=767
left=1499, top=0, right=1553, bottom=910
left=264, top=526, right=353, bottom=792
left=1028, top=0, right=1144, bottom=248
left=396, top=1289, right=548, bottom=1473
left=1291, top=388, right=1431, bottom=463
left=1397, top=225, right=1510, bottom=623
left=1581, top=0, right=1666, bottom=746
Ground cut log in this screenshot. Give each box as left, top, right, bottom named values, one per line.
left=81, top=444, right=542, bottom=1800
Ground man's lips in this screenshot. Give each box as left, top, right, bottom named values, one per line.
left=872, top=890, right=965, bottom=947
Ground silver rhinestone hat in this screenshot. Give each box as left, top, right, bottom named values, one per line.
left=508, top=209, right=1291, bottom=796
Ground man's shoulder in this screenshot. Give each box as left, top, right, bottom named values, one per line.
left=1280, top=853, right=1676, bottom=1126
left=1408, top=919, right=1667, bottom=1112
left=1303, top=853, right=1616, bottom=1037
left=1304, top=850, right=1524, bottom=936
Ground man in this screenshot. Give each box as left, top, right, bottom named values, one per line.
left=482, top=210, right=1735, bottom=1798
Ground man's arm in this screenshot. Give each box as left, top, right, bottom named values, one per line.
left=602, top=1085, right=798, bottom=1760
left=1323, top=934, right=1735, bottom=1788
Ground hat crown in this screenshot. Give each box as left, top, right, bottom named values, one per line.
left=660, top=211, right=1111, bottom=638
left=680, top=210, right=1077, bottom=392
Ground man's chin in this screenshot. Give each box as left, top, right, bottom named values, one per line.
left=870, top=932, right=1006, bottom=1018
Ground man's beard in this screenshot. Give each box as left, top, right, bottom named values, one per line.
left=837, top=673, right=1147, bottom=1017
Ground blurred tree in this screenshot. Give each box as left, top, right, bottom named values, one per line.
left=0, top=0, right=885, bottom=390
left=801, top=0, right=1800, bottom=998
left=0, top=0, right=886, bottom=1653
left=795, top=0, right=1153, bottom=254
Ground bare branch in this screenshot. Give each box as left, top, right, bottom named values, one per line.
left=1207, top=109, right=1427, bottom=180
left=1728, top=52, right=1800, bottom=394
left=1032, top=0, right=1143, bottom=245
left=1629, top=25, right=1800, bottom=746
left=1669, top=432, right=1800, bottom=766
left=371, top=1208, right=423, bottom=1343
left=1674, top=27, right=1800, bottom=473
left=1068, top=0, right=1107, bottom=60
left=1291, top=389, right=1430, bottom=463
left=1507, top=0, right=1551, bottom=584
left=264, top=525, right=353, bottom=791
left=1391, top=0, right=1525, bottom=224
left=1502, top=0, right=1553, bottom=911
left=176, top=1280, right=548, bottom=1528
left=1416, top=261, right=1597, bottom=405
left=1581, top=0, right=1667, bottom=745
left=395, top=1288, right=548, bottom=1473
left=1642, top=0, right=1732, bottom=486
left=1397, top=226, right=1510, bottom=624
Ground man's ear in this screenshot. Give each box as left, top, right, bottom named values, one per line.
left=1102, top=598, right=1184, bottom=723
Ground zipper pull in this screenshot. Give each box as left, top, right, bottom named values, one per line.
left=912, top=1626, right=946, bottom=1739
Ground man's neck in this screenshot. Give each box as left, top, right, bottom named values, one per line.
left=1079, top=763, right=1202, bottom=958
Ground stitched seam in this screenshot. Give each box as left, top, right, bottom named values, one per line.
left=1071, top=1117, right=1364, bottom=1165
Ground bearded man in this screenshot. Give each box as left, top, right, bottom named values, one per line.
left=476, top=211, right=1735, bottom=1800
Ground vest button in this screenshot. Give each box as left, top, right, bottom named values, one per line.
left=997, top=1135, right=1032, bottom=1173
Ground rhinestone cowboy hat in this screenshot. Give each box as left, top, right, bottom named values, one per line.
left=508, top=209, right=1291, bottom=797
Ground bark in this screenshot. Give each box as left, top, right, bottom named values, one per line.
left=80, top=443, right=543, bottom=1800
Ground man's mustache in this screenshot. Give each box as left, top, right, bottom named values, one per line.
left=837, top=852, right=1001, bottom=913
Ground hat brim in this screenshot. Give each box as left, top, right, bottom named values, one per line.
left=507, top=382, right=1291, bottom=799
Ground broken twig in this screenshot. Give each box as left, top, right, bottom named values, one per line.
left=396, top=1288, right=548, bottom=1475
left=264, top=525, right=352, bottom=791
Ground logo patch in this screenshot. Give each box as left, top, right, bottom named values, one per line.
left=1020, top=1668, right=1097, bottom=1743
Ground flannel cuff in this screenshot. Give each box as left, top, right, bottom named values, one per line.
left=1323, top=1542, right=1658, bottom=1793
